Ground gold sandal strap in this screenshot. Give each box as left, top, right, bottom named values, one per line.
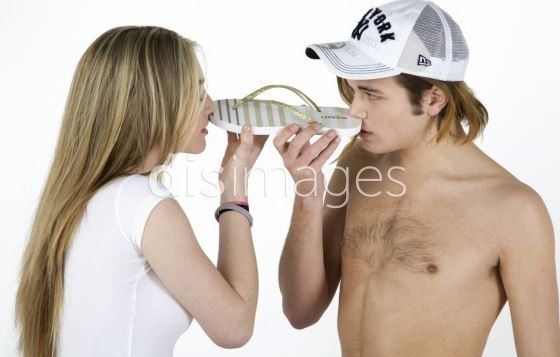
left=232, top=85, right=322, bottom=124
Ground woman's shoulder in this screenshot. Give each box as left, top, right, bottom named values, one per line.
left=95, top=174, right=174, bottom=248
left=99, top=173, right=172, bottom=200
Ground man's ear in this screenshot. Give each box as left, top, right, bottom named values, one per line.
left=423, top=86, right=448, bottom=117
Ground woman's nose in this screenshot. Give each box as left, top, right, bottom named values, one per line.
left=206, top=95, right=215, bottom=111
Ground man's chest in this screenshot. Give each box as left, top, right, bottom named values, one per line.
left=341, top=186, right=500, bottom=278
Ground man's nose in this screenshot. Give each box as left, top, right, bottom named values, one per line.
left=349, top=99, right=366, bottom=120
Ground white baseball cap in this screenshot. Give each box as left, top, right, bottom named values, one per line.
left=305, top=0, right=469, bottom=81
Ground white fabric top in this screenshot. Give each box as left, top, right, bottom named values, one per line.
left=58, top=174, right=192, bottom=357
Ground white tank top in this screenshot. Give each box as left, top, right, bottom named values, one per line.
left=58, top=174, right=192, bottom=357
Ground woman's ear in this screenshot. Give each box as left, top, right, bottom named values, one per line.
left=424, top=86, right=448, bottom=117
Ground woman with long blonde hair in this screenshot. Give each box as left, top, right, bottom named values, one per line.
left=15, top=26, right=266, bottom=357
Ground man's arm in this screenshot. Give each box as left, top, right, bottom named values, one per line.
left=499, top=185, right=560, bottom=356
left=278, top=163, right=348, bottom=328
left=275, top=123, right=347, bottom=328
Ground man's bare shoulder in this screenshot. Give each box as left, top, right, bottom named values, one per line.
left=471, top=165, right=553, bottom=248
left=497, top=179, right=551, bottom=230
left=453, top=145, right=541, bottom=209
left=470, top=153, right=546, bottom=214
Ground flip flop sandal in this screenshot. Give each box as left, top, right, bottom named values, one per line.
left=210, top=84, right=361, bottom=136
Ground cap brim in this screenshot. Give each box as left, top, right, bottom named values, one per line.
left=305, top=41, right=400, bottom=80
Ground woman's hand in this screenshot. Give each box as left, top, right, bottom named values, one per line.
left=220, top=125, right=268, bottom=202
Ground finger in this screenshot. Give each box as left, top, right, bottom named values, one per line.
left=272, top=124, right=300, bottom=153
left=311, top=134, right=341, bottom=169
left=300, top=141, right=312, bottom=156
left=239, top=124, right=254, bottom=147
left=298, top=129, right=338, bottom=163
left=285, top=122, right=322, bottom=162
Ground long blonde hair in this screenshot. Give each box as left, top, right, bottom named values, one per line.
left=15, top=26, right=203, bottom=357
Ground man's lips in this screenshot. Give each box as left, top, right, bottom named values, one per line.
left=359, top=129, right=373, bottom=139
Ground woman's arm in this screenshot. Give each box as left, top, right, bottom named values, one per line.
left=142, top=196, right=256, bottom=349
left=142, top=125, right=266, bottom=348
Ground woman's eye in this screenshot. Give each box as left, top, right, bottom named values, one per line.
left=365, top=92, right=377, bottom=100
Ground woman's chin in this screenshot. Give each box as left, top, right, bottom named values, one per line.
left=181, top=140, right=206, bottom=154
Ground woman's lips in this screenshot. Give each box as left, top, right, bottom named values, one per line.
left=201, top=128, right=208, bottom=135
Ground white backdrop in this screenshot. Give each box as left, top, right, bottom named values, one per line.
left=1, top=0, right=559, bottom=356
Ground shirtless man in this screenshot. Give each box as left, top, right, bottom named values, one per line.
left=273, top=1, right=560, bottom=356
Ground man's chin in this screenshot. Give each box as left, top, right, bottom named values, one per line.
left=358, top=139, right=384, bottom=155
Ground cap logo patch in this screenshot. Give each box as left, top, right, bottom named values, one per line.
left=351, top=8, right=395, bottom=43
left=417, top=54, right=432, bottom=67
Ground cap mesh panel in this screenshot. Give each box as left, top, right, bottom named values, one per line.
left=413, top=5, right=446, bottom=59
left=441, top=9, right=469, bottom=61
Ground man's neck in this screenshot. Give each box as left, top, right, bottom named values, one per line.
left=384, top=126, right=472, bottom=178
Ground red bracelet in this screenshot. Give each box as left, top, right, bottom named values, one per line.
left=226, top=200, right=249, bottom=206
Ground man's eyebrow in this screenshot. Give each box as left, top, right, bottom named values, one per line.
left=357, top=85, right=383, bottom=94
